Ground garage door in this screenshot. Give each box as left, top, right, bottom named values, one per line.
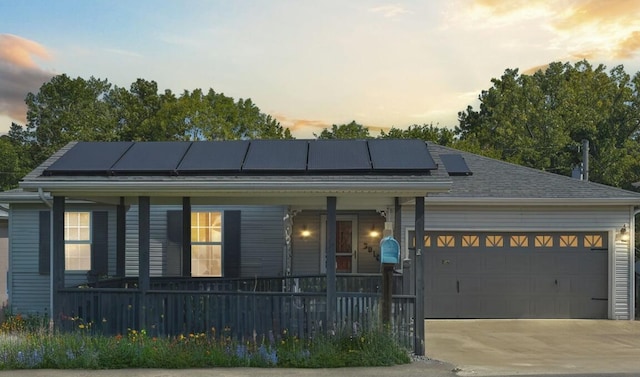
left=418, top=232, right=608, bottom=319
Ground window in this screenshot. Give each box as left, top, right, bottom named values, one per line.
left=461, top=235, right=479, bottom=247
left=65, top=212, right=91, bottom=270
left=486, top=235, right=503, bottom=247
left=534, top=235, right=553, bottom=247
left=510, top=235, right=529, bottom=247
left=191, top=212, right=222, bottom=277
left=408, top=231, right=431, bottom=248
left=437, top=235, right=455, bottom=247
left=584, top=235, right=603, bottom=248
left=559, top=235, right=578, bottom=247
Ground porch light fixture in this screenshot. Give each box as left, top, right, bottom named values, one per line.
left=301, top=226, right=311, bottom=238
left=369, top=225, right=380, bottom=238
left=620, top=224, right=630, bottom=242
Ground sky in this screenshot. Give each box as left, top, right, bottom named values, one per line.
left=1, top=0, right=640, bottom=138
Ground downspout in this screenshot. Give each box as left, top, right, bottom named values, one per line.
left=38, top=188, right=54, bottom=329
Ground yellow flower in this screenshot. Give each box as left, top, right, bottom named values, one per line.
left=78, top=324, right=85, bottom=329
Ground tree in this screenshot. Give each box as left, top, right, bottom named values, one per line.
left=456, top=61, right=640, bottom=188
left=0, top=136, right=29, bottom=190
left=380, top=124, right=455, bottom=146
left=316, top=121, right=371, bottom=139
left=2, top=74, right=292, bottom=187
left=24, top=74, right=115, bottom=162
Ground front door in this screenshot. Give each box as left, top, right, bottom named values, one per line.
left=321, top=215, right=358, bottom=273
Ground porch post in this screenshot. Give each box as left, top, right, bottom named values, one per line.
left=326, top=196, right=337, bottom=331
left=414, top=196, right=425, bottom=355
left=182, top=197, right=191, bottom=277
left=52, top=196, right=65, bottom=324
left=138, top=196, right=150, bottom=292
left=116, top=197, right=126, bottom=277
left=138, top=196, right=150, bottom=330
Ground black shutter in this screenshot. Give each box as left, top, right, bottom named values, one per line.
left=223, top=210, right=241, bottom=278
left=91, top=211, right=109, bottom=276
left=167, top=210, right=183, bottom=243
left=39, top=211, right=51, bottom=275
left=167, top=210, right=186, bottom=276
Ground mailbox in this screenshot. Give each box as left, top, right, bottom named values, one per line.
left=379, top=236, right=400, bottom=265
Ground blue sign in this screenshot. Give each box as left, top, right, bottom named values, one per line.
left=379, top=236, right=400, bottom=264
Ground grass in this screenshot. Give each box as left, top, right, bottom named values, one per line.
left=0, top=314, right=411, bottom=369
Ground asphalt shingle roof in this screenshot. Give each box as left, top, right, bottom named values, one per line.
left=427, top=143, right=640, bottom=200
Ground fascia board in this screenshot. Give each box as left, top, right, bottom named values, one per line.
left=423, top=197, right=640, bottom=206
left=20, top=179, right=452, bottom=197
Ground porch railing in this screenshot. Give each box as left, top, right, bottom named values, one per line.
left=58, top=274, right=415, bottom=351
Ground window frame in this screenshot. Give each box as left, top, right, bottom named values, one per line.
left=64, top=211, right=92, bottom=271
left=190, top=211, right=223, bottom=277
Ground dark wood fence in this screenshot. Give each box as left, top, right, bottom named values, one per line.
left=58, top=274, right=415, bottom=350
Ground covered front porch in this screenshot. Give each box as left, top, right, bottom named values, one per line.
left=49, top=194, right=429, bottom=353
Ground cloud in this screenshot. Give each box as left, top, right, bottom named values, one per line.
left=0, top=34, right=54, bottom=124
left=614, top=31, right=640, bottom=59
left=369, top=4, right=410, bottom=18
left=273, top=114, right=329, bottom=135
left=467, top=0, right=640, bottom=60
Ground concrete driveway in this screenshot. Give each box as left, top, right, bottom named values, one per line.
left=424, top=319, right=640, bottom=376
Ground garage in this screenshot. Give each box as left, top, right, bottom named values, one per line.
left=422, top=231, right=608, bottom=319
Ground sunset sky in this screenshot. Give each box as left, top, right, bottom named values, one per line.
left=1, top=0, right=640, bottom=138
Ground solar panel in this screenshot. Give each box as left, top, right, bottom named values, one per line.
left=110, top=142, right=192, bottom=173
left=242, top=140, right=308, bottom=171
left=440, top=154, right=472, bottom=176
left=368, top=139, right=437, bottom=171
left=177, top=141, right=249, bottom=172
left=45, top=142, right=133, bottom=175
left=308, top=140, right=371, bottom=171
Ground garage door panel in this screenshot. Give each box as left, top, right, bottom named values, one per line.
left=426, top=295, right=457, bottom=318
left=504, top=253, right=530, bottom=274
left=424, top=231, right=608, bottom=319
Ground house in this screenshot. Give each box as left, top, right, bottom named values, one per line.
left=1, top=139, right=638, bottom=354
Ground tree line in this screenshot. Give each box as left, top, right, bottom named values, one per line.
left=2, top=60, right=640, bottom=191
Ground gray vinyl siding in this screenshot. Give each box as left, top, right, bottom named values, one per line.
left=0, top=220, right=8, bottom=305
left=9, top=203, right=118, bottom=315
left=292, top=212, right=321, bottom=274
left=125, top=205, right=286, bottom=278
left=401, top=204, right=634, bottom=320
left=9, top=204, right=49, bottom=315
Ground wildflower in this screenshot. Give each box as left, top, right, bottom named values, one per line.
left=78, top=324, right=85, bottom=329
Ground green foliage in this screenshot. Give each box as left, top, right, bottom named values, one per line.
left=316, top=121, right=371, bottom=139
left=380, top=124, right=455, bottom=146
left=0, top=314, right=410, bottom=369
left=456, top=60, right=640, bottom=188
left=2, top=74, right=292, bottom=190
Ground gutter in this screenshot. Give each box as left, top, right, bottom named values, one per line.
left=423, top=197, right=640, bottom=206
left=20, top=179, right=453, bottom=197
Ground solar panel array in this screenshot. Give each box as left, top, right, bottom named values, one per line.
left=439, top=154, right=473, bottom=176
left=44, top=140, right=439, bottom=176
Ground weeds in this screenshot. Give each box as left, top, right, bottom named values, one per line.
left=0, top=314, right=410, bottom=369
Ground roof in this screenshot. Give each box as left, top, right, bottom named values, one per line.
left=12, top=140, right=640, bottom=206
left=425, top=144, right=640, bottom=205
left=18, top=140, right=452, bottom=198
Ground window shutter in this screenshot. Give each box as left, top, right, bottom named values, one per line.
left=39, top=211, right=51, bottom=275
left=91, top=211, right=109, bottom=276
left=167, top=210, right=183, bottom=243
left=223, top=210, right=241, bottom=278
